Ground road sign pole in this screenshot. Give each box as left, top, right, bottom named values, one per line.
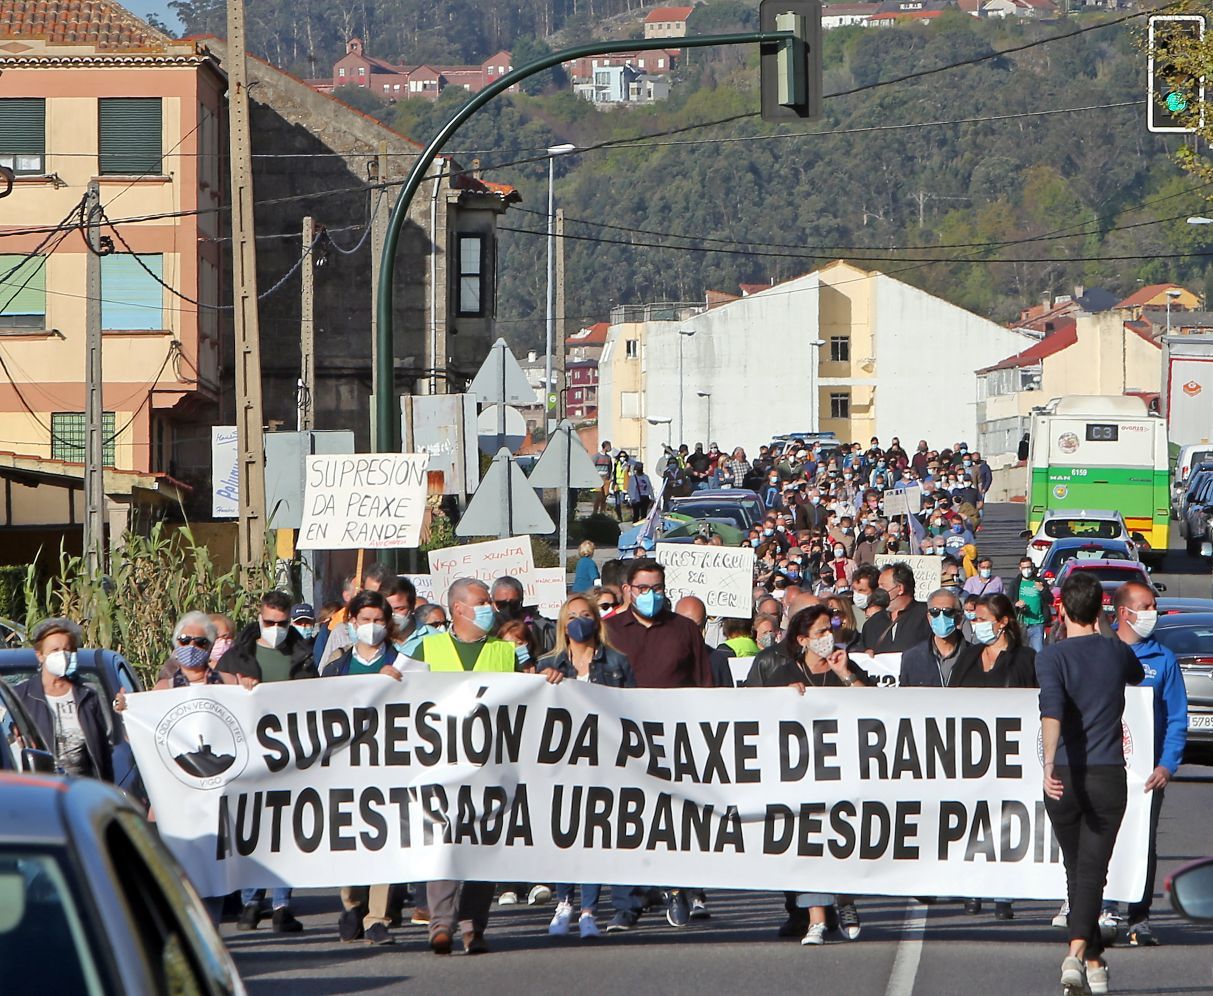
left=373, top=28, right=794, bottom=454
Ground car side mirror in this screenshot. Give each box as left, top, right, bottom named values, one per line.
left=1131, top=532, right=1146, bottom=544
left=21, top=748, right=55, bottom=775
left=1169, top=857, right=1213, bottom=922
left=1154, top=582, right=1168, bottom=593
left=1019, top=530, right=1032, bottom=540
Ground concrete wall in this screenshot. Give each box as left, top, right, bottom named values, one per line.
left=875, top=274, right=1028, bottom=445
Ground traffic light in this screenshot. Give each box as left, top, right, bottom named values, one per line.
left=760, top=0, right=822, bottom=122
left=1149, top=14, right=1205, bottom=134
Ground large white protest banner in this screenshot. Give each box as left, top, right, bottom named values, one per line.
left=850, top=652, right=903, bottom=687
left=656, top=544, right=755, bottom=616
left=428, top=537, right=535, bottom=606
left=875, top=554, right=942, bottom=597
left=124, top=677, right=1152, bottom=902
left=729, top=656, right=754, bottom=686
left=299, top=454, right=429, bottom=550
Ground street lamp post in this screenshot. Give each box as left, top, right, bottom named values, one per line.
left=546, top=143, right=577, bottom=432
left=678, top=329, right=696, bottom=447
left=646, top=415, right=673, bottom=470
left=697, top=391, right=712, bottom=445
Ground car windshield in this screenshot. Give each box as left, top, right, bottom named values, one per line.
left=1043, top=519, right=1120, bottom=540
left=1069, top=566, right=1147, bottom=585
left=0, top=851, right=105, bottom=992
left=1154, top=626, right=1213, bottom=657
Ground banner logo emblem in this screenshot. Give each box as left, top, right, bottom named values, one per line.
left=154, top=698, right=249, bottom=789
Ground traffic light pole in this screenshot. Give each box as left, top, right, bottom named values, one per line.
left=373, top=29, right=795, bottom=453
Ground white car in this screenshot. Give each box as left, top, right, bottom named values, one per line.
left=1022, top=508, right=1136, bottom=568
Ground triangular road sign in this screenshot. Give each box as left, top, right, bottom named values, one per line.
left=468, top=338, right=535, bottom=406
left=528, top=420, right=602, bottom=489
left=457, top=448, right=556, bottom=538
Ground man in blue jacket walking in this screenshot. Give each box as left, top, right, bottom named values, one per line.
left=1112, top=582, right=1188, bottom=946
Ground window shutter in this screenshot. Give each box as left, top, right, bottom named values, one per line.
left=98, top=98, right=163, bottom=175
left=102, top=254, right=163, bottom=330
left=0, top=254, right=47, bottom=326
left=0, top=99, right=46, bottom=173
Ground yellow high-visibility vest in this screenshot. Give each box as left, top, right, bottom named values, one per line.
left=422, top=632, right=516, bottom=673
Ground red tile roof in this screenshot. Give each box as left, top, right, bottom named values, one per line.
left=706, top=289, right=740, bottom=308
left=644, top=5, right=694, bottom=22
left=739, top=282, right=772, bottom=296
left=978, top=320, right=1077, bottom=373
left=0, top=0, right=172, bottom=50
left=1114, top=283, right=1189, bottom=310
left=567, top=322, right=609, bottom=346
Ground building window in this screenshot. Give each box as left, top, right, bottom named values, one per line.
left=0, top=98, right=45, bottom=174
left=358, top=67, right=366, bottom=75
left=98, top=98, right=163, bottom=175
left=456, top=234, right=486, bottom=317
left=0, top=253, right=47, bottom=329
left=487, top=65, right=495, bottom=76
left=338, top=67, right=346, bottom=77
left=657, top=58, right=665, bottom=68
left=625, top=338, right=639, bottom=359
left=830, top=392, right=850, bottom=420
left=829, top=336, right=850, bottom=362
left=51, top=411, right=116, bottom=465
left=102, top=253, right=164, bottom=330
left=621, top=391, right=642, bottom=418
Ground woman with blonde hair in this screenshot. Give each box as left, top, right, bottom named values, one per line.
left=573, top=539, right=600, bottom=592
left=539, top=594, right=636, bottom=938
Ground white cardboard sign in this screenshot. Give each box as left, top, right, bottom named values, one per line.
left=427, top=537, right=536, bottom=607
left=874, top=554, right=943, bottom=599
left=299, top=454, right=429, bottom=550
left=656, top=544, right=755, bottom=616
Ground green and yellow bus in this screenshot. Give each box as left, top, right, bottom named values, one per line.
left=1027, top=395, right=1170, bottom=552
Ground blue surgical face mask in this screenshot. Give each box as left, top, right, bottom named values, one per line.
left=472, top=603, right=497, bottom=633
left=750, top=537, right=761, bottom=547
left=292, top=623, right=316, bottom=640
left=634, top=590, right=664, bottom=618
left=929, top=613, right=957, bottom=639
left=514, top=644, right=531, bottom=664
left=964, top=610, right=977, bottom=621
left=973, top=620, right=998, bottom=644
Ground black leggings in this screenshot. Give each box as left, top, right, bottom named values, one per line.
left=1044, top=765, right=1127, bottom=961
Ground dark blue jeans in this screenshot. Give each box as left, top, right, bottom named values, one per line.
left=557, top=883, right=601, bottom=912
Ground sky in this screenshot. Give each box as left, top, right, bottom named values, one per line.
left=127, top=0, right=184, bottom=31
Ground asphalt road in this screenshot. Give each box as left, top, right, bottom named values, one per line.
left=225, top=504, right=1213, bottom=996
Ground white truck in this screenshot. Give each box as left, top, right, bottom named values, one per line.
left=1161, top=334, right=1213, bottom=451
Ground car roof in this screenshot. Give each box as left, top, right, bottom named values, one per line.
left=1158, top=597, right=1213, bottom=613
left=1156, top=611, right=1213, bottom=629
left=0, top=773, right=70, bottom=844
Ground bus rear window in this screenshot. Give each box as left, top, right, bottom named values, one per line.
left=1043, top=519, right=1120, bottom=540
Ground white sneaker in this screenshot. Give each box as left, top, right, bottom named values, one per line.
left=578, top=912, right=600, bottom=939
left=1052, top=900, right=1069, bottom=929
left=529, top=884, right=553, bottom=906
left=548, top=902, right=573, bottom=936
left=498, top=891, right=518, bottom=906
left=1088, top=962, right=1110, bottom=996
left=1060, top=955, right=1084, bottom=994
left=801, top=922, right=827, bottom=946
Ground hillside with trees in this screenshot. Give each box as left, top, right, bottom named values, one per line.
left=175, top=3, right=1212, bottom=344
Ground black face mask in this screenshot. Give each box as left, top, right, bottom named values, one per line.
left=494, top=599, right=522, bottom=621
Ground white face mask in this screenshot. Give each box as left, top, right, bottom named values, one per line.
left=354, top=622, right=387, bottom=647
left=260, top=622, right=287, bottom=648
left=392, top=612, right=409, bottom=632
left=805, top=633, right=835, bottom=659
left=43, top=650, right=77, bottom=678
left=853, top=592, right=870, bottom=610
left=1020, top=568, right=1033, bottom=578
left=1127, top=609, right=1157, bottom=639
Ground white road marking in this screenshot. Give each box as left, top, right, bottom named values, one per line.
left=884, top=901, right=928, bottom=996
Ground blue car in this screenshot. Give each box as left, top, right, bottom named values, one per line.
left=0, top=648, right=146, bottom=804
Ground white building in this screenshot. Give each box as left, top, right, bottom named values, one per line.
left=598, top=260, right=1032, bottom=469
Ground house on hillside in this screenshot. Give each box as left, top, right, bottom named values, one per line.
left=0, top=0, right=222, bottom=536
left=981, top=0, right=1058, bottom=16
left=1011, top=286, right=1117, bottom=335
left=643, top=5, right=695, bottom=38
left=822, top=3, right=881, bottom=28
left=565, top=323, right=609, bottom=422
left=599, top=260, right=1032, bottom=467
left=324, top=38, right=512, bottom=101
left=1113, top=283, right=1202, bottom=320
left=206, top=37, right=519, bottom=449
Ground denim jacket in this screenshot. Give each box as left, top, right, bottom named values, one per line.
left=539, top=644, right=637, bottom=688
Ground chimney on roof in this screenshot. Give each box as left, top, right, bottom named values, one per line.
left=1073, top=284, right=1084, bottom=299
left=1041, top=293, right=1051, bottom=309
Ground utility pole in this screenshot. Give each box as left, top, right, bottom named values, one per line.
left=83, top=180, right=106, bottom=574
left=555, top=208, right=566, bottom=420
left=227, top=0, right=267, bottom=575
left=369, top=146, right=389, bottom=431
left=299, top=215, right=315, bottom=431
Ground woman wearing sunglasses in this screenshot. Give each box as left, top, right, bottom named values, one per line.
left=154, top=611, right=254, bottom=689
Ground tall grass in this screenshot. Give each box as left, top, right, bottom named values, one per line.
left=23, top=523, right=274, bottom=687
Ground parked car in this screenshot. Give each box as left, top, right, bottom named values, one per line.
left=1172, top=447, right=1213, bottom=517
left=0, top=680, right=55, bottom=774
left=1037, top=537, right=1138, bottom=584
left=669, top=489, right=765, bottom=527
left=1176, top=464, right=1213, bottom=526
left=1048, top=559, right=1164, bottom=613
left=1022, top=508, right=1140, bottom=567
left=1181, top=470, right=1213, bottom=556
left=1167, top=856, right=1213, bottom=921
left=0, top=774, right=245, bottom=993
left=1158, top=597, right=1213, bottom=616
left=1151, top=612, right=1213, bottom=758
left=0, top=648, right=145, bottom=802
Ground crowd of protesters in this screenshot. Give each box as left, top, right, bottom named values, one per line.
left=18, top=430, right=1186, bottom=996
